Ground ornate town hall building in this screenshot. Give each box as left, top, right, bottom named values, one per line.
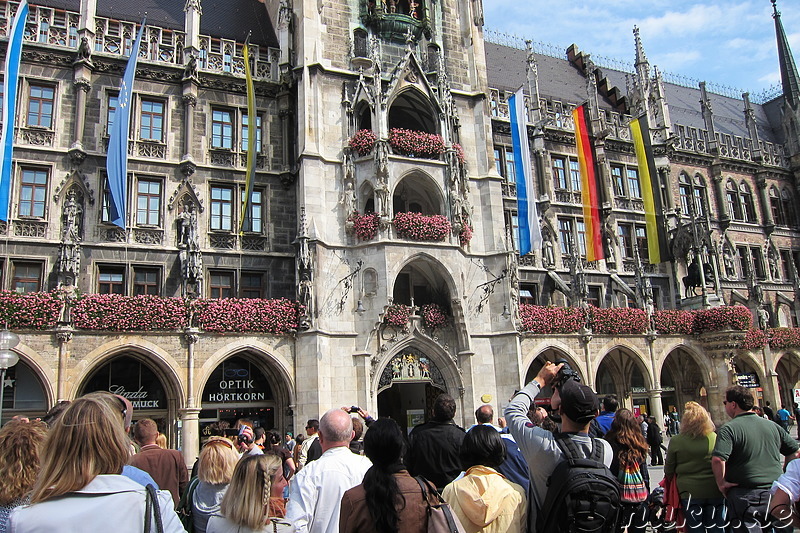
left=0, top=0, right=799, bottom=462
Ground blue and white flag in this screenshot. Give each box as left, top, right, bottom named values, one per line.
left=106, top=18, right=146, bottom=228
left=509, top=87, right=542, bottom=256
left=0, top=0, right=30, bottom=222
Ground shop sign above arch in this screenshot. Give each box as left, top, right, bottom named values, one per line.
left=378, top=348, right=446, bottom=394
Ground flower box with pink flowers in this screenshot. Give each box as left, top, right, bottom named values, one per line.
left=393, top=212, right=451, bottom=241
left=388, top=128, right=445, bottom=159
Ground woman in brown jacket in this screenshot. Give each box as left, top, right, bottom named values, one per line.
left=339, top=418, right=433, bottom=533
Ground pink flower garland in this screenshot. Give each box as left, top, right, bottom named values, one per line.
left=393, top=212, right=451, bottom=241
left=385, top=304, right=411, bottom=328
left=0, top=291, right=62, bottom=330
left=349, top=212, right=380, bottom=240
left=348, top=129, right=377, bottom=157
left=421, top=303, right=448, bottom=330
left=388, top=128, right=445, bottom=159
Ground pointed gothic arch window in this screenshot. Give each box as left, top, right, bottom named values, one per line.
left=355, top=102, right=372, bottom=131
left=388, top=90, right=437, bottom=134
left=781, top=188, right=797, bottom=227
left=739, top=182, right=756, bottom=223
left=692, top=175, right=708, bottom=217
left=725, top=180, right=741, bottom=220
left=678, top=173, right=692, bottom=215
left=770, top=186, right=784, bottom=226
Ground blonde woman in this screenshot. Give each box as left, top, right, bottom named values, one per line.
left=193, top=437, right=241, bottom=533
left=7, top=395, right=184, bottom=533
left=664, top=401, right=725, bottom=532
left=0, top=419, right=49, bottom=532
left=207, top=454, right=291, bottom=533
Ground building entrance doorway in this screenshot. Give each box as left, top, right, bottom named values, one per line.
left=199, top=355, right=277, bottom=442
left=376, top=348, right=448, bottom=434
left=80, top=354, right=174, bottom=444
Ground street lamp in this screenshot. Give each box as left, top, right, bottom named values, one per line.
left=0, top=329, right=20, bottom=426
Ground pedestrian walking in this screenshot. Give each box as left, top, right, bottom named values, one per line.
left=605, top=409, right=650, bottom=533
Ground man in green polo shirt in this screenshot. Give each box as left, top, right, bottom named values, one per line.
left=712, top=385, right=799, bottom=532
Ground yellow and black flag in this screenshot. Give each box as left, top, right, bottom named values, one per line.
left=630, top=115, right=672, bottom=264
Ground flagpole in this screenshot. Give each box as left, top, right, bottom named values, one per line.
left=239, top=32, right=256, bottom=235
left=0, top=0, right=30, bottom=223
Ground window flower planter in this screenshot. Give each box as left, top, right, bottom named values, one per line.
left=388, top=128, right=445, bottom=159
left=393, top=212, right=451, bottom=241
left=384, top=304, right=411, bottom=329
left=348, top=129, right=377, bottom=157
left=349, top=212, right=380, bottom=241
left=421, top=303, right=448, bottom=330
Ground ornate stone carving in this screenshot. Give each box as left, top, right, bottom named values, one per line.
left=13, top=220, right=47, bottom=238
left=133, top=228, right=164, bottom=245
left=20, top=128, right=55, bottom=146
left=209, top=233, right=236, bottom=249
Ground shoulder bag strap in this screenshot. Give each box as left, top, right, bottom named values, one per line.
left=177, top=476, right=198, bottom=514
left=145, top=484, right=165, bottom=533
left=144, top=485, right=152, bottom=533
left=414, top=476, right=433, bottom=506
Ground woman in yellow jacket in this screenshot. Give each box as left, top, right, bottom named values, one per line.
left=442, top=425, right=526, bottom=533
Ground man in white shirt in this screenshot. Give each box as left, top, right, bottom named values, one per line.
left=286, top=409, right=372, bottom=533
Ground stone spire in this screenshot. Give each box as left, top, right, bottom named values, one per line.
left=630, top=26, right=651, bottom=117
left=773, top=0, right=800, bottom=110
left=634, top=25, right=649, bottom=79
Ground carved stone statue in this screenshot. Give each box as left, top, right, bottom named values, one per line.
left=723, top=244, right=736, bottom=279
left=375, top=140, right=389, bottom=179
left=375, top=180, right=389, bottom=218
left=341, top=181, right=357, bottom=218
left=542, top=236, right=555, bottom=269
left=768, top=245, right=780, bottom=280
left=76, top=37, right=92, bottom=61
left=62, top=192, right=83, bottom=242
left=183, top=53, right=198, bottom=80
left=758, top=306, right=770, bottom=331
left=177, top=203, right=199, bottom=249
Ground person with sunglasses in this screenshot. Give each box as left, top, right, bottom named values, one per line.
left=191, top=437, right=241, bottom=533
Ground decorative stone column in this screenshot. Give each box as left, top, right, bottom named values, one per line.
left=179, top=407, right=201, bottom=467
left=646, top=333, right=665, bottom=428
left=181, top=328, right=200, bottom=466
left=701, top=330, right=747, bottom=425
left=55, top=327, right=73, bottom=402
left=580, top=330, right=595, bottom=390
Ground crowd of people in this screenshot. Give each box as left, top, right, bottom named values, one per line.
left=3, top=371, right=800, bottom=533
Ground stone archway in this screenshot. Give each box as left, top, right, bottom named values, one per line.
left=595, top=347, right=652, bottom=414
left=524, top=347, right=584, bottom=405
left=198, top=348, right=295, bottom=438
left=77, top=352, right=181, bottom=446
left=660, top=347, right=711, bottom=416
left=775, top=350, right=800, bottom=409
left=375, top=347, right=449, bottom=433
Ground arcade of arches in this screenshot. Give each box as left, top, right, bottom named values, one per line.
left=4, top=331, right=799, bottom=466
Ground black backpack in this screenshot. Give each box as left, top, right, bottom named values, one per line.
left=537, top=435, right=621, bottom=533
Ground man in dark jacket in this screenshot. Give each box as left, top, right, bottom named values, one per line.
left=646, top=416, right=664, bottom=465
left=406, top=393, right=466, bottom=491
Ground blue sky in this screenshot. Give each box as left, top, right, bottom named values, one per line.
left=483, top=0, right=800, bottom=98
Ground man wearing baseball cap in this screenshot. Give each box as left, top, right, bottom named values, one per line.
left=504, top=361, right=613, bottom=532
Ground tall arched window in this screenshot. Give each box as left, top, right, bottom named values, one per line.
left=781, top=188, right=797, bottom=227
left=693, top=175, right=708, bottom=217
left=678, top=173, right=692, bottom=215
left=739, top=182, right=756, bottom=223
left=725, top=180, right=741, bottom=220
left=770, top=186, right=784, bottom=226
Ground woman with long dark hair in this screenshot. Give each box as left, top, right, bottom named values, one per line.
left=604, top=408, right=650, bottom=533
left=442, top=425, right=526, bottom=533
left=339, top=418, right=431, bottom=533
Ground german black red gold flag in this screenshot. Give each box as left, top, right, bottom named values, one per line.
left=572, top=104, right=604, bottom=262
left=630, top=115, right=671, bottom=264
